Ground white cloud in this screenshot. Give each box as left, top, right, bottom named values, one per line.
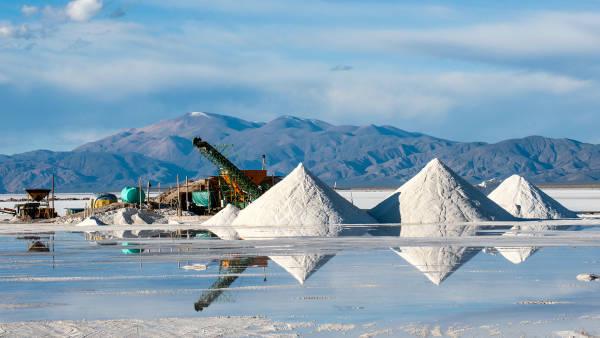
left=66, top=0, right=103, bottom=22
left=0, top=23, right=30, bottom=39
left=21, top=5, right=39, bottom=17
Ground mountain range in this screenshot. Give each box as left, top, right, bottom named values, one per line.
left=0, top=111, right=599, bottom=193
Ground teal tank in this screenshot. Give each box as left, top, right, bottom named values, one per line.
left=120, top=187, right=146, bottom=204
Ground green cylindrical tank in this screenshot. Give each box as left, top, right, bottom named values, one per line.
left=120, top=187, right=145, bottom=204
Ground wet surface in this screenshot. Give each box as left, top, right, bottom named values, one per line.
left=1, top=225, right=600, bottom=337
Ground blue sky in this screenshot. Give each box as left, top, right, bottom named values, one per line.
left=1, top=0, right=600, bottom=154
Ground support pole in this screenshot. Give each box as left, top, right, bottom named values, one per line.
left=176, top=175, right=181, bottom=216
left=185, top=176, right=189, bottom=212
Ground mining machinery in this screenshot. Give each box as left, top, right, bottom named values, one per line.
left=192, top=137, right=279, bottom=208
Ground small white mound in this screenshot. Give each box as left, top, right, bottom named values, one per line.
left=203, top=204, right=240, bottom=240
left=76, top=216, right=106, bottom=226
left=576, top=273, right=599, bottom=282
left=488, top=175, right=578, bottom=219
left=386, top=158, right=514, bottom=224
left=475, top=178, right=501, bottom=195
left=233, top=163, right=376, bottom=238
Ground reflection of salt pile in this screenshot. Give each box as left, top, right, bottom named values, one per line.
left=489, top=175, right=577, bottom=264
left=233, top=163, right=375, bottom=284
left=393, top=224, right=479, bottom=285
left=371, top=158, right=514, bottom=224
left=203, top=204, right=240, bottom=240
left=488, top=175, right=577, bottom=219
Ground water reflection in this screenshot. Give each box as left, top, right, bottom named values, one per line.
left=194, top=257, right=268, bottom=311
left=392, top=224, right=481, bottom=285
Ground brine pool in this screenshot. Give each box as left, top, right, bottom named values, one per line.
left=1, top=226, right=599, bottom=337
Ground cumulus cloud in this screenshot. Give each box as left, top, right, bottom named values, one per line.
left=66, top=0, right=103, bottom=22
left=21, top=5, right=39, bottom=17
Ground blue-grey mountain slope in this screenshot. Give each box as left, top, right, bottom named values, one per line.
left=0, top=112, right=598, bottom=192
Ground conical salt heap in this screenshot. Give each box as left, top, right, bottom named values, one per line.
left=371, top=158, right=515, bottom=224
left=233, top=163, right=375, bottom=284
left=203, top=204, right=240, bottom=240
left=488, top=175, right=577, bottom=264
left=233, top=163, right=376, bottom=237
left=488, top=175, right=577, bottom=219
left=393, top=224, right=480, bottom=285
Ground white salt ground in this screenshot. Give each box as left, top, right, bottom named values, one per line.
left=202, top=204, right=240, bottom=240
left=488, top=175, right=578, bottom=219
left=371, top=158, right=515, bottom=224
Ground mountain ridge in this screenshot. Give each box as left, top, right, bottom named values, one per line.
left=0, top=112, right=598, bottom=193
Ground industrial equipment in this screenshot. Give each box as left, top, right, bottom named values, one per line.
left=13, top=189, right=57, bottom=220
left=192, top=137, right=279, bottom=209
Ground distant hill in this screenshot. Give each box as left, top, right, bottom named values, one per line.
left=0, top=112, right=599, bottom=193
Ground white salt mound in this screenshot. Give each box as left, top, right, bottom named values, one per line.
left=475, top=178, right=501, bottom=195
left=76, top=216, right=106, bottom=226
left=368, top=191, right=401, bottom=223
left=203, top=204, right=240, bottom=240
left=373, top=158, right=514, bottom=224
left=488, top=174, right=578, bottom=219
left=392, top=223, right=479, bottom=285
left=233, top=163, right=376, bottom=238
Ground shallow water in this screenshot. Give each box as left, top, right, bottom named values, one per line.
left=1, top=225, right=599, bottom=337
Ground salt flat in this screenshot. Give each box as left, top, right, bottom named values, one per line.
left=0, top=188, right=599, bottom=337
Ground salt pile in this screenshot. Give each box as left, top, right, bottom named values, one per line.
left=392, top=224, right=479, bottom=285
left=489, top=175, right=577, bottom=264
left=475, top=178, right=501, bottom=195
left=76, top=216, right=106, bottom=226
left=233, top=163, right=376, bottom=238
left=371, top=158, right=514, bottom=224
left=488, top=175, right=577, bottom=219
left=233, top=163, right=374, bottom=284
left=202, top=204, right=240, bottom=240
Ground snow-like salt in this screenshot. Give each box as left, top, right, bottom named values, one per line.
left=203, top=204, right=240, bottom=240
left=233, top=163, right=376, bottom=238
left=76, top=216, right=105, bottom=226
left=488, top=175, right=578, bottom=219
left=371, top=158, right=514, bottom=224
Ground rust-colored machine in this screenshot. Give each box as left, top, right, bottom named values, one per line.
left=14, top=189, right=57, bottom=220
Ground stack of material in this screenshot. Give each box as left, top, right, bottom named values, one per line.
left=233, top=163, right=376, bottom=238
left=489, top=174, right=578, bottom=264
left=488, top=174, right=577, bottom=219
left=371, top=158, right=515, bottom=224
left=202, top=204, right=240, bottom=240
